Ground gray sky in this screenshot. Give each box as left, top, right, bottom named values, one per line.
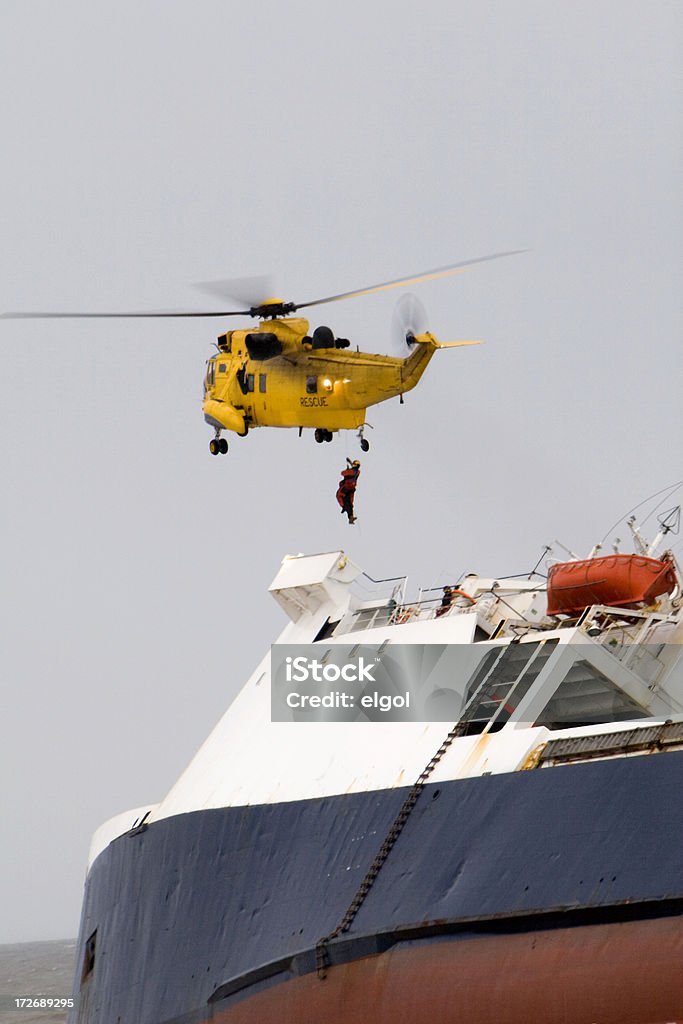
left=0, top=1, right=681, bottom=943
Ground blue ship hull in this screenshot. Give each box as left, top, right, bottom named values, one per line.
left=71, top=751, right=683, bottom=1023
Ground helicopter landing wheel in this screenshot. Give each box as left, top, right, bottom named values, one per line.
left=358, top=423, right=372, bottom=452
left=324, top=430, right=333, bottom=442
left=314, top=428, right=324, bottom=444
left=210, top=436, right=228, bottom=456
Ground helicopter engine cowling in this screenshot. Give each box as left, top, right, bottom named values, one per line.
left=245, top=332, right=283, bottom=361
left=311, top=325, right=335, bottom=348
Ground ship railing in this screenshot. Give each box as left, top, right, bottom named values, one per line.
left=336, top=602, right=398, bottom=634
left=408, top=578, right=547, bottom=628
left=340, top=571, right=409, bottom=633
left=338, top=573, right=548, bottom=636
left=335, top=594, right=440, bottom=635
left=339, top=594, right=543, bottom=635
left=579, top=605, right=673, bottom=688
left=390, top=596, right=443, bottom=625
left=351, top=571, right=408, bottom=604
left=336, top=595, right=433, bottom=634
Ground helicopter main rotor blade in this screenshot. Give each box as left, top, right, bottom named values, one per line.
left=2, top=251, right=527, bottom=321
left=294, top=250, right=528, bottom=311
left=192, top=275, right=274, bottom=308
left=0, top=309, right=251, bottom=319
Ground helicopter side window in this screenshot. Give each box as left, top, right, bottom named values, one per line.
left=246, top=373, right=255, bottom=392
left=306, top=376, right=318, bottom=394
left=259, top=374, right=267, bottom=393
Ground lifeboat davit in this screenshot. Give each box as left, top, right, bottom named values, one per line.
left=547, top=554, right=677, bottom=616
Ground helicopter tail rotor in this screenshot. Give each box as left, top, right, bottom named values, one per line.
left=390, top=293, right=428, bottom=357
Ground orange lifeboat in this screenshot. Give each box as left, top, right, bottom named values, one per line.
left=547, top=553, right=677, bottom=616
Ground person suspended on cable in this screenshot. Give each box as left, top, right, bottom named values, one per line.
left=336, top=459, right=361, bottom=524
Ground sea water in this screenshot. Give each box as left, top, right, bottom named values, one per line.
left=0, top=941, right=75, bottom=1024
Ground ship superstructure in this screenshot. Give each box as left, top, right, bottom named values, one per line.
left=71, top=515, right=683, bottom=1024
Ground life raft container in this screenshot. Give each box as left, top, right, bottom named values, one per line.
left=546, top=554, right=677, bottom=616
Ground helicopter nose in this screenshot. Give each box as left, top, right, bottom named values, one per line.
left=203, top=398, right=246, bottom=435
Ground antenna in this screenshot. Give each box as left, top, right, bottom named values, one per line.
left=647, top=506, right=681, bottom=557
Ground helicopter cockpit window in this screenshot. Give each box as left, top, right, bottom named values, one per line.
left=306, top=376, right=318, bottom=394
left=218, top=364, right=227, bottom=374
left=205, top=360, right=216, bottom=387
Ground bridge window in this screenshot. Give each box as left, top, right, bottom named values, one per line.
left=458, top=640, right=559, bottom=735
left=534, top=659, right=648, bottom=730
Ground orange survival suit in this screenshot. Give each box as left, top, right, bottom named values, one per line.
left=336, top=459, right=361, bottom=524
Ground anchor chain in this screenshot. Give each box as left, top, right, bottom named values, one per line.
left=315, top=720, right=466, bottom=978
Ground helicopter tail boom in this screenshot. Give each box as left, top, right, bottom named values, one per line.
left=396, top=332, right=481, bottom=396
left=398, top=333, right=439, bottom=393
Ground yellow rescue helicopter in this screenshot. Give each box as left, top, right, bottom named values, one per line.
left=2, top=251, right=523, bottom=454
